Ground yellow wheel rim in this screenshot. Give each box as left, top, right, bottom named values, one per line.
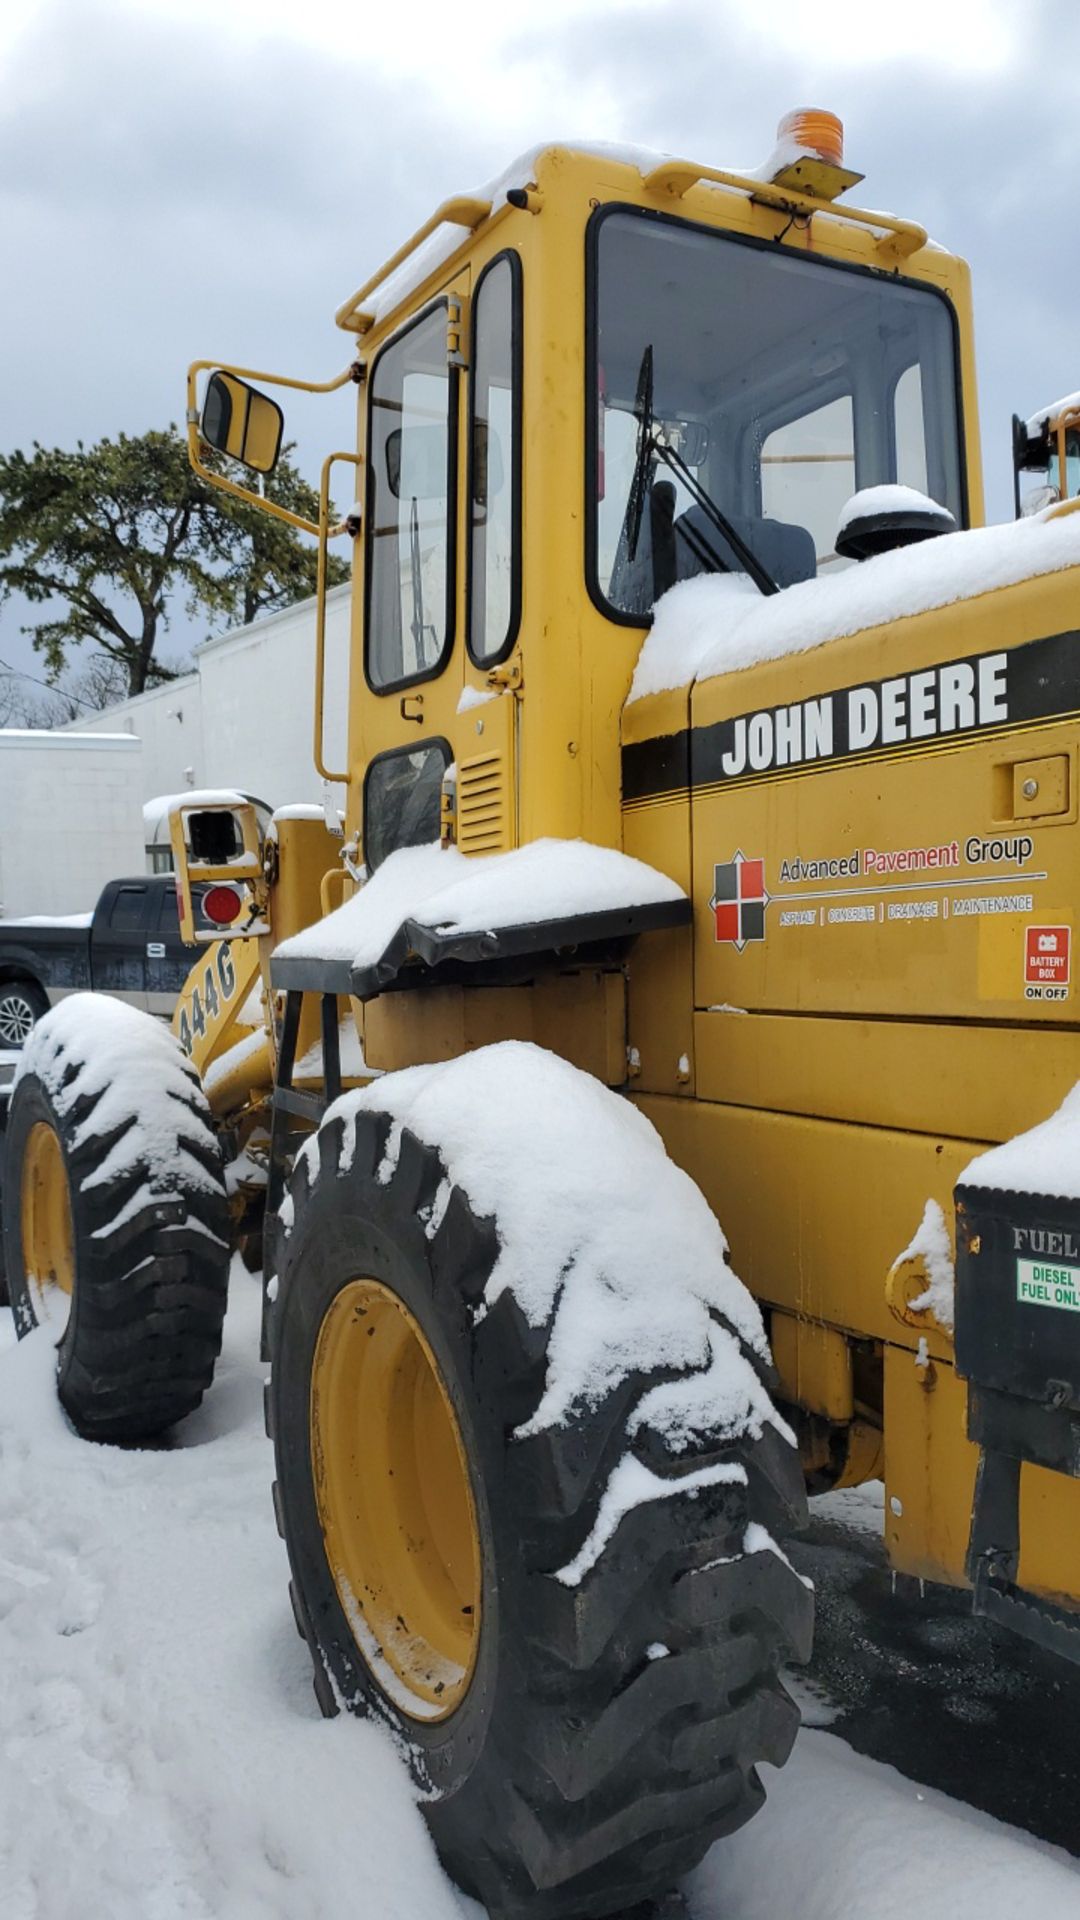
left=310, top=1278, right=482, bottom=1721
left=20, top=1120, right=75, bottom=1323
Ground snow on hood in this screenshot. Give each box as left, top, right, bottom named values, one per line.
left=627, top=503, right=1080, bottom=705
left=304, top=1042, right=784, bottom=1461
left=275, top=838, right=685, bottom=967
left=961, top=1081, right=1080, bottom=1201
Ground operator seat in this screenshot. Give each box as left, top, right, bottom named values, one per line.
left=671, top=501, right=817, bottom=590
left=609, top=487, right=817, bottom=615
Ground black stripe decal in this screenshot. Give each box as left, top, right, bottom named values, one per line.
left=621, top=627, right=1080, bottom=805
left=622, top=726, right=690, bottom=801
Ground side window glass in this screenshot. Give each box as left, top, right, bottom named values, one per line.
left=364, top=742, right=451, bottom=871
left=157, top=887, right=181, bottom=935
left=894, top=363, right=929, bottom=495
left=367, top=305, right=456, bottom=689
left=109, top=886, right=148, bottom=932
left=761, top=395, right=855, bottom=572
left=469, top=256, right=521, bottom=662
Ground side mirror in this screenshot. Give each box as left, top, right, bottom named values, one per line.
left=200, top=371, right=284, bottom=476
left=385, top=424, right=447, bottom=500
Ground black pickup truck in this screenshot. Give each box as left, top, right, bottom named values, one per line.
left=0, top=875, right=213, bottom=1048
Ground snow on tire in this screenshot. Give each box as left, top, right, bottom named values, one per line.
left=1, top=994, right=230, bottom=1441
left=268, top=1042, right=812, bottom=1920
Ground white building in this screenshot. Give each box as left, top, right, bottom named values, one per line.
left=0, top=731, right=145, bottom=917
left=0, top=586, right=351, bottom=917
left=72, top=583, right=351, bottom=811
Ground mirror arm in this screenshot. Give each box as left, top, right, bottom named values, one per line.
left=185, top=357, right=362, bottom=535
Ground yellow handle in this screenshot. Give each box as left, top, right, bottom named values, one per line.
left=314, top=450, right=362, bottom=785
left=642, top=160, right=928, bottom=261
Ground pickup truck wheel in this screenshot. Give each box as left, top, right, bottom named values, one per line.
left=0, top=979, right=48, bottom=1048
left=1, top=995, right=230, bottom=1441
left=268, top=1089, right=812, bottom=1920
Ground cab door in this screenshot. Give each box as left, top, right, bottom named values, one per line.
left=357, top=253, right=523, bottom=869
left=359, top=282, right=468, bottom=867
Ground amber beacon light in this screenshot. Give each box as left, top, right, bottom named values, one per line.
left=777, top=107, right=845, bottom=166
left=769, top=108, right=862, bottom=200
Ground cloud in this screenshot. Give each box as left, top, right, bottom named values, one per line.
left=2, top=0, right=1079, bottom=679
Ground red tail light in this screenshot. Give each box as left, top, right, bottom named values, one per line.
left=202, top=884, right=244, bottom=927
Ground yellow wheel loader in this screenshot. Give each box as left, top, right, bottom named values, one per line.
left=5, top=107, right=1080, bottom=1916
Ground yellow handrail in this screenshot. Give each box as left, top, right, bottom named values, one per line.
left=185, top=357, right=359, bottom=535
left=642, top=160, right=928, bottom=261
left=335, top=194, right=493, bottom=335
left=314, top=450, right=361, bottom=785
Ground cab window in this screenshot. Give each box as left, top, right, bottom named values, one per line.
left=468, top=254, right=522, bottom=663
left=589, top=207, right=963, bottom=620
left=364, top=741, right=451, bottom=871
left=761, top=396, right=856, bottom=573
left=109, top=885, right=148, bottom=932
left=366, top=303, right=457, bottom=689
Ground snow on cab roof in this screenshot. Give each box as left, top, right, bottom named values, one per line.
left=358, top=135, right=916, bottom=332
left=1026, top=389, right=1080, bottom=436
left=628, top=501, right=1080, bottom=705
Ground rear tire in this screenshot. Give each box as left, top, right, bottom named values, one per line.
left=2, top=995, right=230, bottom=1441
left=0, top=978, right=48, bottom=1049
left=269, top=1098, right=811, bottom=1920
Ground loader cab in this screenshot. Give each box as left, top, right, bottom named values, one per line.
left=344, top=146, right=979, bottom=876
left=191, top=137, right=983, bottom=872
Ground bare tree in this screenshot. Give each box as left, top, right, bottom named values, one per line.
left=31, top=654, right=134, bottom=726
left=0, top=672, right=36, bottom=728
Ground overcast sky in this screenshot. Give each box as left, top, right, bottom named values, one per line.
left=2, top=0, right=1078, bottom=687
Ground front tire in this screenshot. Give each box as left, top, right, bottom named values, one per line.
left=2, top=995, right=230, bottom=1440
left=269, top=1081, right=811, bottom=1920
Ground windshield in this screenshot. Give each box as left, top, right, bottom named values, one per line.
left=590, top=209, right=964, bottom=620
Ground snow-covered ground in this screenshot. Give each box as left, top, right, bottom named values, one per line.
left=1, top=1271, right=1078, bottom=1919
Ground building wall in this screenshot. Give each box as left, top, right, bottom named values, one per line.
left=196, top=586, right=350, bottom=808
left=70, top=583, right=351, bottom=810
left=0, top=733, right=145, bottom=918
left=76, top=674, right=205, bottom=799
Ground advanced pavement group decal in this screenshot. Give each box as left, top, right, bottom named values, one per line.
left=622, top=627, right=1080, bottom=806
left=710, top=833, right=1071, bottom=1000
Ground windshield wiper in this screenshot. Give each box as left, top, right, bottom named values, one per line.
left=623, top=345, right=779, bottom=599
left=625, top=345, right=657, bottom=564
